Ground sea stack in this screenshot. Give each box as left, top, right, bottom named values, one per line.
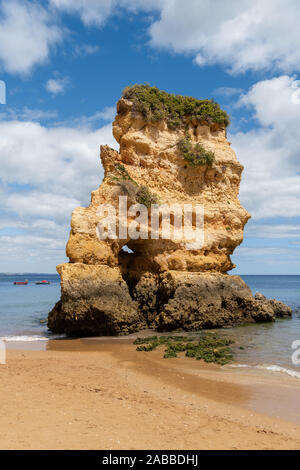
left=48, top=85, right=291, bottom=336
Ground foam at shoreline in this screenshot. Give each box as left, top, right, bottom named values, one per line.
left=0, top=334, right=65, bottom=342
left=3, top=332, right=300, bottom=382
left=229, top=363, right=300, bottom=379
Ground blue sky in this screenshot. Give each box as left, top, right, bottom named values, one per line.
left=0, top=0, right=299, bottom=274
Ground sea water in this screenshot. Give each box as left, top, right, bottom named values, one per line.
left=221, top=275, right=300, bottom=377
left=0, top=273, right=300, bottom=377
left=0, top=273, right=61, bottom=340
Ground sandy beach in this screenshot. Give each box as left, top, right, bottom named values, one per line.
left=0, top=338, right=300, bottom=450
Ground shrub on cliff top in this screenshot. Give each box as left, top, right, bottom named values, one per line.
left=177, top=134, right=215, bottom=166
left=122, top=84, right=230, bottom=130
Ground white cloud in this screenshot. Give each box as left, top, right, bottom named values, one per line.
left=213, top=87, right=243, bottom=97
left=232, top=245, right=300, bottom=275
left=231, top=75, right=300, bottom=219
left=57, top=106, right=116, bottom=128
left=1, top=0, right=299, bottom=77
left=76, top=107, right=116, bottom=125
left=0, top=216, right=69, bottom=270
left=49, top=0, right=115, bottom=26
left=236, top=247, right=298, bottom=257
left=46, top=77, right=69, bottom=95
left=73, top=43, right=99, bottom=57
left=96, top=106, right=115, bottom=121
left=0, top=119, right=116, bottom=202
left=149, top=0, right=300, bottom=74
left=0, top=107, right=57, bottom=122
left=0, top=113, right=117, bottom=270
left=232, top=245, right=300, bottom=273
left=49, top=0, right=162, bottom=26
left=245, top=223, right=300, bottom=239
left=0, top=0, right=62, bottom=75
left=0, top=0, right=163, bottom=76
left=0, top=234, right=66, bottom=268
left=48, top=0, right=300, bottom=75
left=4, top=191, right=81, bottom=221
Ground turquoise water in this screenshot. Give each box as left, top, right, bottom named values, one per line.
left=0, top=273, right=61, bottom=339
left=0, top=274, right=300, bottom=375
left=222, top=275, right=300, bottom=376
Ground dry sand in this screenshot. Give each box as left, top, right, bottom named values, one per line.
left=0, top=338, right=300, bottom=450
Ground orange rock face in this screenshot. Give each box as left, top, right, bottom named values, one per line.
left=48, top=90, right=290, bottom=336
left=67, top=97, right=250, bottom=273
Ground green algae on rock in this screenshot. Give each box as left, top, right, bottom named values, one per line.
left=134, top=333, right=234, bottom=365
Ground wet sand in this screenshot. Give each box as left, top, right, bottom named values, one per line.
left=1, top=338, right=300, bottom=449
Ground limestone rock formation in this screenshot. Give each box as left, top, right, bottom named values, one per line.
left=48, top=85, right=291, bottom=335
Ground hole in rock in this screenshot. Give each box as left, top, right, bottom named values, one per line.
left=121, top=245, right=134, bottom=253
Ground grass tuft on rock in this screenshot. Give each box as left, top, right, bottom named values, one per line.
left=122, top=84, right=230, bottom=130
left=108, top=164, right=159, bottom=207
left=177, top=134, right=215, bottom=166
left=134, top=333, right=234, bottom=365
left=113, top=163, right=137, bottom=183
left=136, top=185, right=159, bottom=208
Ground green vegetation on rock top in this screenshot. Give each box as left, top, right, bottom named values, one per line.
left=122, top=84, right=230, bottom=130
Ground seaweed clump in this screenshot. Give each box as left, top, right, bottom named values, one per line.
left=134, top=333, right=234, bottom=365
left=177, top=134, right=215, bottom=166
left=122, top=84, right=230, bottom=130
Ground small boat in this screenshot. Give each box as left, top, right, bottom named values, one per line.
left=14, top=280, right=28, bottom=285
left=35, top=280, right=50, bottom=285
